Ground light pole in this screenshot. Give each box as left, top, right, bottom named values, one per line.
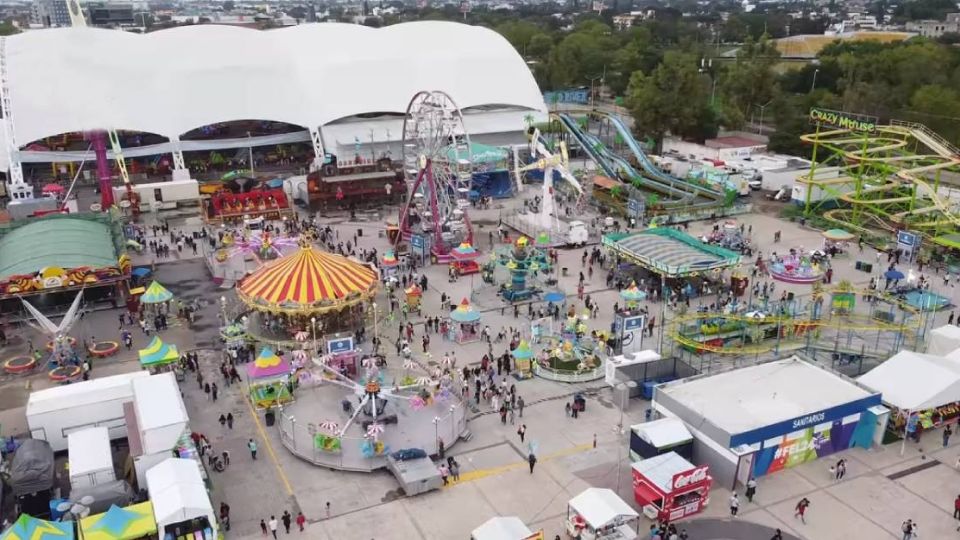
left=310, top=316, right=317, bottom=354
left=585, top=74, right=603, bottom=109
left=247, top=131, right=255, bottom=177
left=219, top=295, right=227, bottom=323
left=433, top=416, right=441, bottom=455
left=810, top=68, right=819, bottom=93
left=756, top=100, right=773, bottom=136
left=450, top=405, right=457, bottom=442
left=371, top=302, right=379, bottom=353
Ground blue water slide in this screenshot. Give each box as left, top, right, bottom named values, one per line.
left=604, top=114, right=725, bottom=200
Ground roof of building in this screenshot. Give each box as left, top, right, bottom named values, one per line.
left=602, top=228, right=742, bottom=277
left=0, top=217, right=118, bottom=278
left=3, top=22, right=545, bottom=146
left=656, top=357, right=875, bottom=436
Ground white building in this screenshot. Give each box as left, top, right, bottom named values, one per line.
left=0, top=22, right=545, bottom=181
left=30, top=0, right=71, bottom=27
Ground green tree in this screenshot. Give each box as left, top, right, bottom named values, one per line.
left=719, top=35, right=781, bottom=121
left=0, top=21, right=20, bottom=36
left=625, top=50, right=715, bottom=151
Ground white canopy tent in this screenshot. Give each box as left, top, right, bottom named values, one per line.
left=67, top=427, right=115, bottom=489
left=567, top=488, right=640, bottom=538
left=146, top=458, right=215, bottom=540
left=471, top=517, right=533, bottom=540
left=133, top=372, right=189, bottom=455
left=858, top=350, right=960, bottom=410
left=927, top=325, right=960, bottom=356
left=631, top=418, right=692, bottom=450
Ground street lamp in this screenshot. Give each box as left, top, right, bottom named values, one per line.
left=756, top=100, right=773, bottom=136
left=219, top=295, right=227, bottom=323
left=310, top=316, right=317, bottom=354
left=585, top=73, right=604, bottom=109
left=810, top=68, right=820, bottom=93
left=371, top=302, right=379, bottom=353
left=433, top=416, right=441, bottom=455
left=615, top=380, right=638, bottom=493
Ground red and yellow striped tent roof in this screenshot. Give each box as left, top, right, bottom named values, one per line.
left=237, top=245, right=378, bottom=314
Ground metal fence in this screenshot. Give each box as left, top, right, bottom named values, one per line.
left=276, top=399, right=468, bottom=472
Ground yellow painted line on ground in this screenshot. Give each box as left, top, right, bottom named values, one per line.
left=245, top=397, right=295, bottom=496
left=445, top=443, right=593, bottom=488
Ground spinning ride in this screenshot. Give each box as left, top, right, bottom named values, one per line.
left=769, top=248, right=827, bottom=285
left=216, top=229, right=300, bottom=264
left=494, top=236, right=554, bottom=302
left=397, top=91, right=475, bottom=264
left=511, top=127, right=584, bottom=242
left=237, top=241, right=379, bottom=344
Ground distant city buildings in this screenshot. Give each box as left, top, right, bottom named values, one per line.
left=88, top=3, right=136, bottom=27
left=906, top=13, right=960, bottom=38
left=612, top=9, right=655, bottom=30
left=30, top=0, right=70, bottom=27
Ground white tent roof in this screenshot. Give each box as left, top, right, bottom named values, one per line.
left=67, top=427, right=112, bottom=478
left=631, top=418, right=693, bottom=449
left=146, top=458, right=213, bottom=528
left=928, top=325, right=960, bottom=356
left=471, top=517, right=533, bottom=540
left=3, top=22, right=545, bottom=146
left=858, top=350, right=960, bottom=410
left=132, top=373, right=188, bottom=453
left=568, top=488, right=639, bottom=528
left=630, top=451, right=695, bottom=494
left=26, top=371, right=148, bottom=416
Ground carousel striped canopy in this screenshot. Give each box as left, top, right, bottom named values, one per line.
left=237, top=245, right=378, bottom=314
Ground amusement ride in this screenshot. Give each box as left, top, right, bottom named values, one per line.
left=397, top=91, right=475, bottom=263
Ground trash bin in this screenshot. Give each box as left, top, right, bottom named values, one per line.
left=357, top=228, right=363, bottom=237
left=562, top=267, right=568, bottom=277
left=264, top=410, right=276, bottom=426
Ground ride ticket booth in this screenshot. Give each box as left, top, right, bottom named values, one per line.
left=631, top=452, right=711, bottom=523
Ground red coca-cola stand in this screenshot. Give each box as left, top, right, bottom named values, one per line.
left=631, top=451, right=712, bottom=522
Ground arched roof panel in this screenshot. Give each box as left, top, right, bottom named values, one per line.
left=4, top=22, right=545, bottom=145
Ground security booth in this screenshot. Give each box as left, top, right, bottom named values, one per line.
left=629, top=418, right=693, bottom=461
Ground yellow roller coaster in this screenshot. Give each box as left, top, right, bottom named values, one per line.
left=799, top=116, right=960, bottom=239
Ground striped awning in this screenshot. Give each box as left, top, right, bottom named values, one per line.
left=603, top=228, right=741, bottom=277
left=237, top=245, right=378, bottom=314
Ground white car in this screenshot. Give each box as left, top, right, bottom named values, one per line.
left=748, top=178, right=762, bottom=190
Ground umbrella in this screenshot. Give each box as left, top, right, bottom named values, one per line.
left=366, top=423, right=385, bottom=438
left=131, top=267, right=151, bottom=277
left=318, top=420, right=339, bottom=433
left=544, top=291, right=565, bottom=303
left=41, top=183, right=64, bottom=194
left=885, top=270, right=905, bottom=280
left=139, top=281, right=173, bottom=304
left=822, top=228, right=855, bottom=241
left=266, top=178, right=284, bottom=188
left=440, top=356, right=454, bottom=367
left=402, top=359, right=417, bottom=370
left=449, top=298, right=481, bottom=323
left=415, top=376, right=434, bottom=386
left=511, top=340, right=533, bottom=360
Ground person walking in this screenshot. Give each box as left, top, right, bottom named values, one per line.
left=227, top=413, right=234, bottom=429
left=518, top=396, right=525, bottom=417
left=901, top=518, right=914, bottom=540
left=745, top=478, right=757, bottom=502
left=248, top=438, right=258, bottom=460
left=268, top=516, right=278, bottom=539
left=439, top=463, right=450, bottom=485
left=528, top=452, right=537, bottom=474
left=770, top=529, right=783, bottom=540
left=449, top=459, right=460, bottom=482
left=211, top=383, right=218, bottom=401
left=518, top=424, right=526, bottom=443
left=281, top=511, right=292, bottom=534
left=295, top=512, right=305, bottom=532
left=954, top=494, right=960, bottom=521
left=260, top=519, right=268, bottom=536
left=946, top=425, right=954, bottom=447
left=794, top=498, right=810, bottom=523
left=836, top=458, right=847, bottom=480
left=729, top=493, right=739, bottom=517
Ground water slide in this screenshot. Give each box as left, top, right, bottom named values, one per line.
left=598, top=112, right=725, bottom=201
left=555, top=113, right=723, bottom=208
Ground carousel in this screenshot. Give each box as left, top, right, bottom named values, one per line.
left=236, top=241, right=379, bottom=348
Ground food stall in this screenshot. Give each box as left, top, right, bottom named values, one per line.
left=79, top=502, right=157, bottom=540
left=629, top=418, right=693, bottom=461
left=566, top=488, right=640, bottom=540
left=246, top=347, right=293, bottom=409
left=631, top=452, right=711, bottom=522
left=450, top=242, right=481, bottom=276
left=145, top=458, right=216, bottom=540
left=138, top=336, right=179, bottom=373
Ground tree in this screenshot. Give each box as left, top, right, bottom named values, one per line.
left=719, top=34, right=781, bottom=120
left=625, top=50, right=715, bottom=151
left=0, top=21, right=21, bottom=36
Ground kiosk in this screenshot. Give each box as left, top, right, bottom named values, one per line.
left=631, top=452, right=711, bottom=522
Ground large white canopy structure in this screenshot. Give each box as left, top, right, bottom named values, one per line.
left=1, top=22, right=545, bottom=151
left=858, top=350, right=960, bottom=410
left=146, top=458, right=215, bottom=539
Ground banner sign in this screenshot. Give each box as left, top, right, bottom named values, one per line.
left=809, top=107, right=878, bottom=133
left=543, top=89, right=589, bottom=105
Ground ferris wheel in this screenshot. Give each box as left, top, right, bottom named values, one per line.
left=398, top=91, right=474, bottom=263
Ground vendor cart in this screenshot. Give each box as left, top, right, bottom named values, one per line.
left=566, top=488, right=640, bottom=540
left=631, top=452, right=711, bottom=523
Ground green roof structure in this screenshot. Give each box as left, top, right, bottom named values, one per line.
left=602, top=227, right=742, bottom=277
left=0, top=216, right=119, bottom=278
left=444, top=142, right=508, bottom=166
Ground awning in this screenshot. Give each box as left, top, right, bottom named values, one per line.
left=138, top=336, right=179, bottom=367
left=568, top=488, right=639, bottom=528
left=593, top=176, right=620, bottom=190
left=632, top=480, right=664, bottom=507
left=79, top=502, right=157, bottom=540
left=0, top=514, right=73, bottom=540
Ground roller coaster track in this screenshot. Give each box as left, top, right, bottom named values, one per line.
left=799, top=122, right=960, bottom=233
